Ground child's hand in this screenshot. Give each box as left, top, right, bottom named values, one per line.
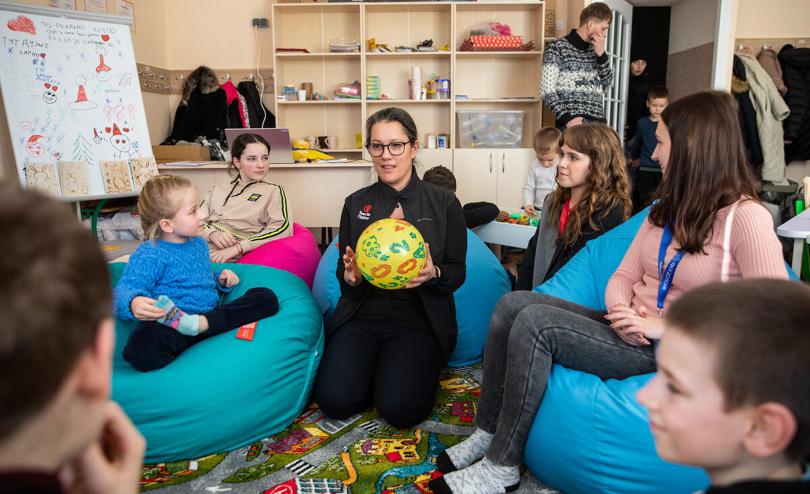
left=130, top=296, right=165, bottom=321
left=631, top=159, right=640, bottom=168
left=342, top=246, right=362, bottom=287
left=524, top=203, right=536, bottom=216
left=566, top=117, right=584, bottom=128
left=210, top=245, right=240, bottom=263
left=58, top=401, right=145, bottom=494
left=210, top=231, right=238, bottom=249
left=218, top=269, right=240, bottom=287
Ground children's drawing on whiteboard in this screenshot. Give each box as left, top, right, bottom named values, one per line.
left=42, top=82, right=59, bottom=104
left=72, top=133, right=94, bottom=163
left=70, top=75, right=97, bottom=110
left=95, top=33, right=112, bottom=81
left=25, top=134, right=46, bottom=158
left=104, top=101, right=135, bottom=123
left=6, top=15, right=37, bottom=35
left=92, top=127, right=103, bottom=144
left=118, top=73, right=133, bottom=87
left=107, top=123, right=134, bottom=160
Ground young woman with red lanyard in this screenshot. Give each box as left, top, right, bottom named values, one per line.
left=430, top=92, right=788, bottom=494
left=516, top=124, right=631, bottom=290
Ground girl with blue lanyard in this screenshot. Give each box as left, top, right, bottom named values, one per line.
left=429, top=91, right=788, bottom=494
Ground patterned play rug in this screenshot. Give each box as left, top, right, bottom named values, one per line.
left=138, top=364, right=558, bottom=493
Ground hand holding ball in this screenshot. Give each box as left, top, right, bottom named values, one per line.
left=355, top=218, right=427, bottom=289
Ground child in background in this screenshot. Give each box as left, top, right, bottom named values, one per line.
left=523, top=127, right=561, bottom=216
left=638, top=279, right=810, bottom=493
left=115, top=175, right=280, bottom=372
left=201, top=133, right=292, bottom=263
left=628, top=86, right=668, bottom=211
left=423, top=165, right=499, bottom=229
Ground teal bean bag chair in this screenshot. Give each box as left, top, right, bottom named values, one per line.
left=312, top=230, right=511, bottom=367
left=110, top=262, right=323, bottom=463
left=525, top=207, right=796, bottom=493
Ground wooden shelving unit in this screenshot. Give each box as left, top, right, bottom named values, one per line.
left=271, top=1, right=546, bottom=208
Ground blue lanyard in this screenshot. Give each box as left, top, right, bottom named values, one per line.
left=657, top=224, right=685, bottom=315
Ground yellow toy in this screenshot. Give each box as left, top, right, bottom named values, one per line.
left=292, top=149, right=334, bottom=162
left=356, top=218, right=426, bottom=290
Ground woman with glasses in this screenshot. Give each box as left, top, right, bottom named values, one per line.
left=314, top=107, right=467, bottom=428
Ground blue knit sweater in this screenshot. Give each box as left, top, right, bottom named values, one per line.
left=114, top=237, right=227, bottom=320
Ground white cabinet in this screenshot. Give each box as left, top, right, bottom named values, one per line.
left=453, top=148, right=536, bottom=208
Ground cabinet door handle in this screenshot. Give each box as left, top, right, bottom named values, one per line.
left=502, top=152, right=505, bottom=173
left=489, top=153, right=493, bottom=173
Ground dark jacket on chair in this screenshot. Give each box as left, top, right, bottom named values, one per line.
left=329, top=172, right=467, bottom=363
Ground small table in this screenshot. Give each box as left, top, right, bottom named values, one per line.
left=473, top=220, right=537, bottom=249
left=776, top=208, right=810, bottom=274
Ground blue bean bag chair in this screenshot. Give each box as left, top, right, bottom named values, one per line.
left=312, top=230, right=511, bottom=367
left=525, top=207, right=797, bottom=494
left=110, top=262, right=323, bottom=463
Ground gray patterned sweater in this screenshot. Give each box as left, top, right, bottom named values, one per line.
left=541, top=30, right=613, bottom=127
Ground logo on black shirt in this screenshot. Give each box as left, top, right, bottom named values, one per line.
left=358, top=204, right=372, bottom=220
left=248, top=193, right=262, bottom=202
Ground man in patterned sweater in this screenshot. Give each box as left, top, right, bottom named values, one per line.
left=541, top=2, right=613, bottom=129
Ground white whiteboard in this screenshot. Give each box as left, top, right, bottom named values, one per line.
left=0, top=3, right=151, bottom=198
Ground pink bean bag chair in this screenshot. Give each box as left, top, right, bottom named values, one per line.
left=237, top=223, right=320, bottom=288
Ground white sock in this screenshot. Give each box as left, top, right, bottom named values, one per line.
left=430, top=457, right=520, bottom=494
left=437, top=428, right=493, bottom=473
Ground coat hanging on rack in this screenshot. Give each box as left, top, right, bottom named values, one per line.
left=237, top=80, right=276, bottom=129
left=738, top=53, right=790, bottom=185
left=779, top=45, right=810, bottom=162
left=732, top=55, right=763, bottom=171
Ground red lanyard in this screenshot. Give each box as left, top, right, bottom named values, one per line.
left=558, top=197, right=571, bottom=235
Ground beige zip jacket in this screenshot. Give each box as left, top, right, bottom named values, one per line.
left=200, top=176, right=292, bottom=254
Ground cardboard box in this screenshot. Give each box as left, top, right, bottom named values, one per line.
left=152, top=145, right=211, bottom=164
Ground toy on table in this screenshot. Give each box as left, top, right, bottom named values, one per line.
left=495, top=210, right=537, bottom=226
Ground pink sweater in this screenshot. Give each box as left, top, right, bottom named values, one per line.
left=605, top=200, right=787, bottom=315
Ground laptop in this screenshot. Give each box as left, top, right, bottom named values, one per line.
left=224, top=128, right=295, bottom=164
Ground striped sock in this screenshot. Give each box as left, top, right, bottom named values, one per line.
left=155, top=295, right=200, bottom=336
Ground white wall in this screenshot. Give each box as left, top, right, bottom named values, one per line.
left=669, top=0, right=719, bottom=54
left=736, top=0, right=810, bottom=39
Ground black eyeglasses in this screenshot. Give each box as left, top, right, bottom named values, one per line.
left=366, top=141, right=412, bottom=157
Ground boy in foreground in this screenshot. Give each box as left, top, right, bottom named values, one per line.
left=0, top=183, right=144, bottom=493
left=638, top=279, right=809, bottom=492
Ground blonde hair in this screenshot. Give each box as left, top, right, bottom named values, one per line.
left=533, top=127, right=562, bottom=154
left=138, top=174, right=194, bottom=241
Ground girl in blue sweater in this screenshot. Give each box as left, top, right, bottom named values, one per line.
left=115, top=175, right=279, bottom=371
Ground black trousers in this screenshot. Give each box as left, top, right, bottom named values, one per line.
left=630, top=167, right=663, bottom=213
left=123, top=287, right=279, bottom=372
left=314, top=318, right=444, bottom=429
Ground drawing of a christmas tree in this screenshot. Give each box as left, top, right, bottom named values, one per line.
left=72, top=134, right=94, bottom=163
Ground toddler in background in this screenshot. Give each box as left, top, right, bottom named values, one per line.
left=627, top=85, right=669, bottom=211
left=115, top=174, right=279, bottom=372
left=638, top=279, right=810, bottom=493
left=523, top=127, right=561, bottom=216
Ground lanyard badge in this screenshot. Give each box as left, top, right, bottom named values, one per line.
left=657, top=224, right=685, bottom=316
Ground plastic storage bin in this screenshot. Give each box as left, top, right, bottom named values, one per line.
left=457, top=110, right=525, bottom=148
